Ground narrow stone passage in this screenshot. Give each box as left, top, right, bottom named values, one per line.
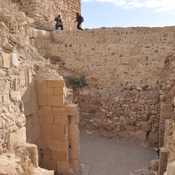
left=80, top=130, right=158, bottom=175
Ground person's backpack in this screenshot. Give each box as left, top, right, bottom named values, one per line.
left=80, top=15, right=84, bottom=23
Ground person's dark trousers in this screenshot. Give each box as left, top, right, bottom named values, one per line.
left=56, top=23, right=63, bottom=30
left=77, top=23, right=83, bottom=30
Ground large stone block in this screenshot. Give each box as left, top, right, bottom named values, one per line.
left=47, top=79, right=65, bottom=88
left=48, top=141, right=68, bottom=152
left=52, top=125, right=65, bottom=142
left=41, top=149, right=52, bottom=159
left=40, top=106, right=53, bottom=115
left=142, top=122, right=151, bottom=132
left=37, top=94, right=47, bottom=106
left=135, top=130, right=147, bottom=142
left=70, top=113, right=80, bottom=125
left=40, top=115, right=53, bottom=125
left=57, top=161, right=69, bottom=174
left=148, top=132, right=158, bottom=143
left=54, top=115, right=68, bottom=126
left=41, top=125, right=52, bottom=140
left=52, top=150, right=67, bottom=161
left=53, top=105, right=78, bottom=115
left=54, top=87, right=64, bottom=95
left=42, top=159, right=57, bottom=172
left=36, top=86, right=54, bottom=95
left=79, top=89, right=89, bottom=101
left=47, top=95, right=65, bottom=106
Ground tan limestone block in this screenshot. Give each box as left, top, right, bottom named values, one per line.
left=54, top=87, right=64, bottom=95
left=69, top=138, right=80, bottom=149
left=41, top=125, right=52, bottom=140
left=1, top=52, right=10, bottom=68
left=36, top=86, right=54, bottom=95
left=35, top=80, right=47, bottom=87
left=41, top=149, right=52, bottom=159
left=47, top=95, right=64, bottom=106
left=48, top=140, right=68, bottom=151
left=52, top=150, right=67, bottom=161
left=69, top=146, right=80, bottom=160
left=54, top=115, right=68, bottom=126
left=52, top=125, right=65, bottom=142
left=39, top=106, right=53, bottom=115
left=53, top=105, right=78, bottom=115
left=80, top=106, right=89, bottom=113
left=41, top=159, right=57, bottom=171
left=69, top=125, right=79, bottom=137
left=57, top=161, right=69, bottom=174
left=40, top=114, right=53, bottom=125
left=167, top=161, right=175, bottom=175
left=24, top=102, right=32, bottom=116
left=37, top=94, right=47, bottom=106
left=47, top=80, right=65, bottom=88
left=70, top=112, right=80, bottom=125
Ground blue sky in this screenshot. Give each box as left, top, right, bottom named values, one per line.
left=81, top=0, right=175, bottom=29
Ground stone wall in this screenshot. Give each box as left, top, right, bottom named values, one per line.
left=0, top=3, right=81, bottom=174
left=83, top=85, right=160, bottom=142
left=36, top=79, right=81, bottom=174
left=12, top=0, right=81, bottom=30
left=43, top=27, right=175, bottom=87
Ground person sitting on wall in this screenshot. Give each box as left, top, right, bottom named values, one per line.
left=74, top=11, right=83, bottom=30
left=54, top=14, right=63, bottom=30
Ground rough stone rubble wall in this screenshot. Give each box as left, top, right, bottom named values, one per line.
left=12, top=0, right=81, bottom=29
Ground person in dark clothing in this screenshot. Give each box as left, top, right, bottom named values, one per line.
left=74, top=12, right=83, bottom=30
left=54, top=15, right=63, bottom=30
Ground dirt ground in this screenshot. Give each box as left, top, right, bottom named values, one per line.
left=80, top=130, right=158, bottom=175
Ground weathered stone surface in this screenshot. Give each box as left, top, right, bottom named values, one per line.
left=151, top=159, right=159, bottom=171
left=135, top=130, right=147, bottom=142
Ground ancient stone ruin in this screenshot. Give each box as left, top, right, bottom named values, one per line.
left=0, top=0, right=175, bottom=175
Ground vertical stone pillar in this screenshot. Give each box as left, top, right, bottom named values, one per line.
left=158, top=147, right=168, bottom=175
left=159, top=102, right=173, bottom=147
left=35, top=78, right=80, bottom=175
